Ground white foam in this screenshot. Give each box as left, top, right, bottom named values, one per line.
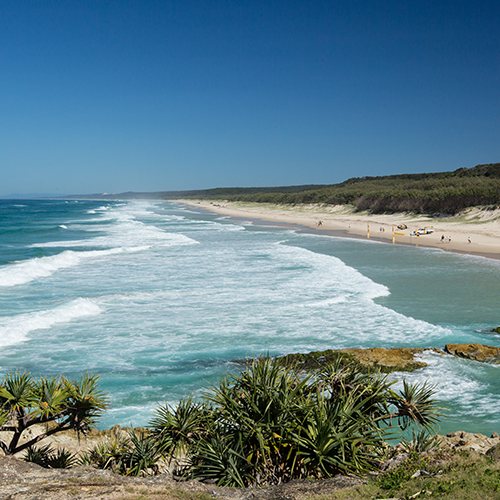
left=32, top=203, right=199, bottom=250
left=390, top=351, right=500, bottom=419
left=0, top=298, right=102, bottom=347
left=0, top=247, right=150, bottom=287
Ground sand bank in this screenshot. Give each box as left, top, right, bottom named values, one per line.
left=177, top=200, right=500, bottom=260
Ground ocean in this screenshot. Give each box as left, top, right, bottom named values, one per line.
left=1, top=199, right=499, bottom=435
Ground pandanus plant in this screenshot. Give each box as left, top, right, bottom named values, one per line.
left=149, top=356, right=446, bottom=487
left=0, top=371, right=108, bottom=456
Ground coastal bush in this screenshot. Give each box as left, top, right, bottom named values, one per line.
left=400, top=428, right=442, bottom=453
left=77, top=428, right=164, bottom=476
left=23, top=444, right=78, bottom=469
left=121, top=429, right=163, bottom=476
left=175, top=163, right=500, bottom=214
left=149, top=356, right=446, bottom=487
left=77, top=431, right=130, bottom=471
left=149, top=395, right=214, bottom=460
left=0, top=371, right=108, bottom=456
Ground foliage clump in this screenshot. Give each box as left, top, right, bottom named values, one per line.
left=23, top=443, right=78, bottom=469
left=0, top=371, right=108, bottom=456
left=148, top=356, right=445, bottom=487
left=78, top=428, right=163, bottom=476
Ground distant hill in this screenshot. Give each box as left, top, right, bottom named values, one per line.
left=64, top=162, right=500, bottom=214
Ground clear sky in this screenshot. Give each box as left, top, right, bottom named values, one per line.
left=1, top=0, right=499, bottom=196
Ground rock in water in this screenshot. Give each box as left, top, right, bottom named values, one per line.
left=339, top=347, right=430, bottom=372
left=444, top=343, right=500, bottom=363
left=280, top=347, right=433, bottom=373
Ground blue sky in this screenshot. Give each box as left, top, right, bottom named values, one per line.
left=1, top=0, right=499, bottom=196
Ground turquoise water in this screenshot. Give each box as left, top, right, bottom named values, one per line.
left=0, top=199, right=499, bottom=434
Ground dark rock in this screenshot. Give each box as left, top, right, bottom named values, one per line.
left=486, top=443, right=500, bottom=460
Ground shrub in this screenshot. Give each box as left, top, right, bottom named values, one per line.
left=150, top=356, right=445, bottom=487
left=0, top=372, right=108, bottom=456
left=24, top=444, right=78, bottom=468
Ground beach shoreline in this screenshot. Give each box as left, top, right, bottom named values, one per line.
left=176, top=199, right=500, bottom=261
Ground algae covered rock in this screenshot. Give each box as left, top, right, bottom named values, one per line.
left=340, top=347, right=429, bottom=372
left=444, top=343, right=500, bottom=363
left=280, top=347, right=431, bottom=373
left=492, top=327, right=500, bottom=334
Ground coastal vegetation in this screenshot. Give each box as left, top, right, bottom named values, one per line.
left=3, top=359, right=500, bottom=498
left=174, top=163, right=500, bottom=215
left=13, top=357, right=443, bottom=486
left=0, top=371, right=108, bottom=456
left=146, top=356, right=443, bottom=486
left=66, top=162, right=500, bottom=215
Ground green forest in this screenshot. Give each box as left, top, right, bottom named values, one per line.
left=174, top=162, right=500, bottom=214
left=70, top=162, right=500, bottom=214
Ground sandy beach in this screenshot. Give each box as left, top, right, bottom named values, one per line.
left=178, top=200, right=500, bottom=260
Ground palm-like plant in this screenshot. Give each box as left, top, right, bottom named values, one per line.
left=63, top=372, right=109, bottom=432
left=201, top=357, right=313, bottom=483
left=388, top=380, right=447, bottom=432
left=0, top=371, right=109, bottom=455
left=24, top=444, right=78, bottom=469
left=122, top=430, right=163, bottom=476
left=149, top=396, right=213, bottom=459
left=152, top=356, right=445, bottom=487
left=77, top=432, right=130, bottom=471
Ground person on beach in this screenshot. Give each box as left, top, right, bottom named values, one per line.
left=441, top=235, right=445, bottom=243
left=468, top=237, right=471, bottom=244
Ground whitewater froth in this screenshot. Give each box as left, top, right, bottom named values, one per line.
left=0, top=298, right=101, bottom=347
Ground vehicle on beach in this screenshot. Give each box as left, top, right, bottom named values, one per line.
left=397, top=224, right=407, bottom=230
left=415, top=227, right=434, bottom=235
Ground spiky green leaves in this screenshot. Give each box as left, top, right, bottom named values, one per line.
left=149, top=396, right=213, bottom=459
left=149, top=356, right=445, bottom=487
left=0, top=371, right=108, bottom=455
left=390, top=380, right=447, bottom=432
left=62, top=372, right=109, bottom=432
left=24, top=444, right=78, bottom=469
left=0, top=372, right=37, bottom=416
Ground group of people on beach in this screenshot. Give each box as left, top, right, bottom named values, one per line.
left=440, top=234, right=472, bottom=244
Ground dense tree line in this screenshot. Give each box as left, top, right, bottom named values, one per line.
left=177, top=163, right=500, bottom=214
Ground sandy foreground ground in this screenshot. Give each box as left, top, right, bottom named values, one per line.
left=178, top=200, right=500, bottom=260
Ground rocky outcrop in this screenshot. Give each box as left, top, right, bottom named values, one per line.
left=339, top=347, right=432, bottom=372
left=281, top=343, right=500, bottom=373
left=437, top=431, right=500, bottom=455
left=444, top=343, right=500, bottom=363
left=279, top=347, right=434, bottom=373
left=486, top=443, right=500, bottom=460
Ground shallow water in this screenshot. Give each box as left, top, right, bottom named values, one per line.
left=0, top=199, right=499, bottom=434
